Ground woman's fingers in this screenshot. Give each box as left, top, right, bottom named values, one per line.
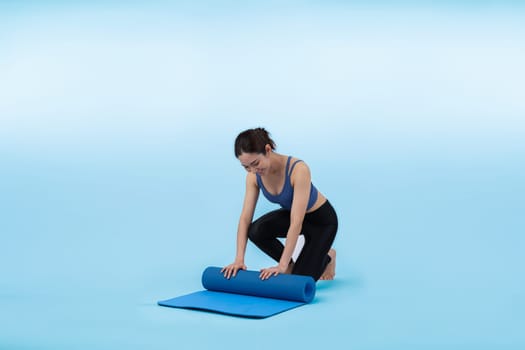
left=221, top=265, right=233, bottom=279
left=221, top=264, right=245, bottom=279
left=224, top=264, right=261, bottom=279
left=259, top=267, right=279, bottom=280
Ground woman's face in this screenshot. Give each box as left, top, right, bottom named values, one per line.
left=238, top=152, right=269, bottom=175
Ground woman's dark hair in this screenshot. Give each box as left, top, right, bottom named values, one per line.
left=234, top=127, right=276, bottom=157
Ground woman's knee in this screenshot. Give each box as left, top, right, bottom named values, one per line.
left=247, top=220, right=275, bottom=243
left=248, top=210, right=289, bottom=243
left=247, top=221, right=264, bottom=243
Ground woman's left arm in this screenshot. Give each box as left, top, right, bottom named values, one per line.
left=259, top=162, right=311, bottom=279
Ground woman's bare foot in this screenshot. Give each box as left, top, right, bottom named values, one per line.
left=319, top=249, right=336, bottom=280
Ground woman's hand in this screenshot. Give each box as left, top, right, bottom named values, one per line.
left=259, top=265, right=287, bottom=280
left=221, top=261, right=247, bottom=279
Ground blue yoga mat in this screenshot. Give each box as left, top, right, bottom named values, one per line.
left=158, top=266, right=316, bottom=318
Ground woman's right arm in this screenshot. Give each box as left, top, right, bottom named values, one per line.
left=221, top=172, right=259, bottom=279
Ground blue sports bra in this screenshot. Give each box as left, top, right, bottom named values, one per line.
left=256, top=156, right=319, bottom=210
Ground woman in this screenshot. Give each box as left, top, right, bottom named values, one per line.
left=221, top=127, right=338, bottom=281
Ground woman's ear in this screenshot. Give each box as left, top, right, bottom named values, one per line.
left=265, top=144, right=272, bottom=155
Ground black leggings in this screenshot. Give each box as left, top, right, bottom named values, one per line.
left=248, top=200, right=338, bottom=281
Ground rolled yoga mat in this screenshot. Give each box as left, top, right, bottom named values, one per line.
left=158, top=266, right=316, bottom=318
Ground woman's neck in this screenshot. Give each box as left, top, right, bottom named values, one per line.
left=267, top=153, right=287, bottom=176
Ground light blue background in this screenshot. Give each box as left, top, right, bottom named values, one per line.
left=1, top=1, right=524, bottom=349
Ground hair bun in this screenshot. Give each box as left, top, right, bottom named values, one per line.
left=234, top=127, right=276, bottom=157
